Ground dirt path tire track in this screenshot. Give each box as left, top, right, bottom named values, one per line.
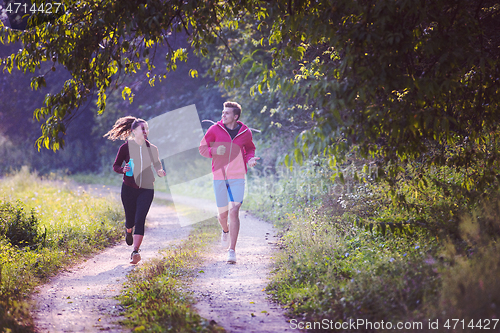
left=191, top=212, right=291, bottom=333
left=32, top=185, right=189, bottom=332
left=32, top=185, right=291, bottom=332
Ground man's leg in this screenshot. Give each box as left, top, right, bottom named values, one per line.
left=217, top=206, right=229, bottom=233
left=228, top=202, right=242, bottom=250
left=214, top=180, right=230, bottom=243
left=226, top=179, right=245, bottom=252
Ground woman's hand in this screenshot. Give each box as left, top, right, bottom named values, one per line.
left=123, top=164, right=131, bottom=174
left=156, top=169, right=166, bottom=177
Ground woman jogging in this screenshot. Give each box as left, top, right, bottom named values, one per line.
left=104, top=116, right=166, bottom=264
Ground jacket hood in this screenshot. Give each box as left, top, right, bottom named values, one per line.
left=216, top=120, right=248, bottom=132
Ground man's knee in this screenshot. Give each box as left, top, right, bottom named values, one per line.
left=218, top=210, right=229, bottom=220
left=229, top=203, right=242, bottom=215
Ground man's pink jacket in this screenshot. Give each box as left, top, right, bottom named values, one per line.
left=199, top=120, right=256, bottom=180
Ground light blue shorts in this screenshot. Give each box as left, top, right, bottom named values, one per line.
left=213, top=179, right=245, bottom=207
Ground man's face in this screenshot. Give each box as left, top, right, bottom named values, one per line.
left=221, top=107, right=237, bottom=125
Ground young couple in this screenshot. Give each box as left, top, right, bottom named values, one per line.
left=106, top=101, right=258, bottom=264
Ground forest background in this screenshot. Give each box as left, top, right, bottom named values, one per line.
left=1, top=0, right=500, bottom=331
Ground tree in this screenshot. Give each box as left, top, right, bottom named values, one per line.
left=2, top=0, right=500, bottom=195
left=1, top=0, right=261, bottom=150
left=212, top=0, right=500, bottom=196
left=202, top=12, right=315, bottom=168
left=0, top=26, right=224, bottom=174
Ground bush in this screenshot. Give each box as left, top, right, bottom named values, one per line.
left=0, top=170, right=123, bottom=332
left=423, top=202, right=500, bottom=329
left=266, top=209, right=441, bottom=328
left=248, top=156, right=500, bottom=331
left=0, top=200, right=42, bottom=248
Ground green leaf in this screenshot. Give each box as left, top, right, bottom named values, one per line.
left=294, top=148, right=303, bottom=165
left=122, top=86, right=132, bottom=101
left=189, top=69, right=198, bottom=78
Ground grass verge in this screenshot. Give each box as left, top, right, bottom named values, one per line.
left=0, top=167, right=123, bottom=332
left=246, top=157, right=500, bottom=331
left=70, top=165, right=216, bottom=201
left=118, top=216, right=225, bottom=332
left=70, top=169, right=123, bottom=188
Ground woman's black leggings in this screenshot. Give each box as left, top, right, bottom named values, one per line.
left=121, top=183, right=154, bottom=236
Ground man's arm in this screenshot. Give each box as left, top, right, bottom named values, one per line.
left=243, top=131, right=256, bottom=163
left=199, top=127, right=215, bottom=158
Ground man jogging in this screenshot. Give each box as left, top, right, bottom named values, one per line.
left=199, top=101, right=259, bottom=263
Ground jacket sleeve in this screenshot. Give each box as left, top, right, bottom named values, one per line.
left=243, top=131, right=256, bottom=163
left=152, top=145, right=162, bottom=171
left=199, top=127, right=214, bottom=158
left=113, top=144, right=127, bottom=174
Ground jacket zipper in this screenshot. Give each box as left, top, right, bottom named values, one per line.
left=139, top=145, right=143, bottom=188
left=218, top=124, right=247, bottom=180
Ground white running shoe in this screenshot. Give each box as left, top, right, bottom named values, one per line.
left=227, top=249, right=236, bottom=263
left=221, top=230, right=229, bottom=247
left=130, top=250, right=141, bottom=264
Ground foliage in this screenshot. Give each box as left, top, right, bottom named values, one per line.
left=2, top=0, right=500, bottom=197
left=249, top=143, right=500, bottom=242
left=246, top=156, right=500, bottom=330
left=205, top=0, right=500, bottom=199
left=0, top=168, right=123, bottom=331
left=0, top=0, right=250, bottom=151
left=3, top=0, right=498, bottom=200
left=421, top=201, right=500, bottom=331
left=250, top=172, right=442, bottom=327
left=0, top=200, right=42, bottom=248
left=119, top=218, right=224, bottom=332
left=0, top=39, right=224, bottom=176
left=267, top=217, right=440, bottom=327
left=433, top=239, right=500, bottom=328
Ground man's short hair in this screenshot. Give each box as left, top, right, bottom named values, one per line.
left=224, top=101, right=241, bottom=121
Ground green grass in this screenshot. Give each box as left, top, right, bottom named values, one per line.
left=264, top=210, right=441, bottom=325
left=70, top=169, right=123, bottom=187
left=0, top=167, right=124, bottom=332
left=70, top=169, right=217, bottom=201
left=118, top=217, right=225, bottom=332
left=245, top=157, right=500, bottom=330
left=7, top=156, right=498, bottom=332
left=0, top=167, right=232, bottom=332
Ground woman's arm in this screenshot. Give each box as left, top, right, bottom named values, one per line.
left=113, top=143, right=127, bottom=174
left=152, top=145, right=166, bottom=177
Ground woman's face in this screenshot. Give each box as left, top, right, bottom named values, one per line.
left=132, top=122, right=149, bottom=140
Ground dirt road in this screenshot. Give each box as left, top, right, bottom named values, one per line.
left=32, top=186, right=291, bottom=332
left=191, top=212, right=291, bottom=333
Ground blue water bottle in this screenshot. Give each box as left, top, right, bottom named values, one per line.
left=126, top=158, right=134, bottom=176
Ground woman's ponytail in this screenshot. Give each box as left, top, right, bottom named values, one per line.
left=103, top=116, right=136, bottom=141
